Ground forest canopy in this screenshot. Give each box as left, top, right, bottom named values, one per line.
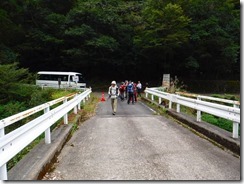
left=0, top=0, right=240, bottom=82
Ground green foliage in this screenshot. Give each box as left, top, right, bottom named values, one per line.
left=211, top=94, right=238, bottom=101
left=87, top=36, right=119, bottom=51
left=135, top=1, right=190, bottom=48
left=183, top=0, right=240, bottom=79
left=202, top=114, right=218, bottom=125
left=185, top=80, right=240, bottom=94
left=0, top=0, right=240, bottom=81
left=0, top=44, right=18, bottom=64
left=0, top=101, right=26, bottom=119
left=29, top=88, right=54, bottom=107
left=185, top=56, right=199, bottom=71
left=202, top=113, right=236, bottom=134
left=65, top=25, right=95, bottom=37
left=0, top=63, right=30, bottom=103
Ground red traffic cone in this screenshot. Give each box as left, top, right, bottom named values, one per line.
left=100, top=92, right=106, bottom=102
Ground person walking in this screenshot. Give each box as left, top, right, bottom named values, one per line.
left=127, top=81, right=134, bottom=104
left=108, top=81, right=119, bottom=115
left=136, top=81, right=142, bottom=97
left=133, top=82, right=138, bottom=102
left=124, top=80, right=128, bottom=99
left=119, top=82, right=126, bottom=101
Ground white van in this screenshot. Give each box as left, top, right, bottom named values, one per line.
left=36, top=71, right=86, bottom=89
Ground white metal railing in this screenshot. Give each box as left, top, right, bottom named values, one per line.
left=175, top=91, right=240, bottom=107
left=144, top=87, right=240, bottom=139
left=0, top=88, right=92, bottom=180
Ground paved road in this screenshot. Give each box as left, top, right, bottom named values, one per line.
left=43, top=96, right=240, bottom=180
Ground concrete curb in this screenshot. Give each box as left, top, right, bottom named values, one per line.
left=141, top=97, right=240, bottom=156
left=8, top=122, right=75, bottom=180
left=167, top=110, right=240, bottom=155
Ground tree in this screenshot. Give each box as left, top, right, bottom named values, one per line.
left=182, top=0, right=240, bottom=79
left=0, top=0, right=240, bottom=82
left=134, top=0, right=190, bottom=78
left=0, top=63, right=30, bottom=103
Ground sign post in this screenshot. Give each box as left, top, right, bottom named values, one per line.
left=162, top=74, right=170, bottom=88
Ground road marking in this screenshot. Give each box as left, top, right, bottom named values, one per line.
left=138, top=101, right=157, bottom=114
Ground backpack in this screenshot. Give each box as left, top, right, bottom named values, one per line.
left=127, top=84, right=133, bottom=93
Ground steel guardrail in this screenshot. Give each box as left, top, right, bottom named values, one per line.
left=0, top=88, right=92, bottom=180
left=144, top=87, right=240, bottom=138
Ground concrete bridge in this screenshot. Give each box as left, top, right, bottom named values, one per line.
left=0, top=89, right=240, bottom=180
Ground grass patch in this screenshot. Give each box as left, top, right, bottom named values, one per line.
left=79, top=94, right=99, bottom=121
left=202, top=113, right=239, bottom=135
left=51, top=89, right=77, bottom=99
left=211, top=94, right=239, bottom=101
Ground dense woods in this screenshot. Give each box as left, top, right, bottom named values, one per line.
left=0, top=0, right=240, bottom=82
left=0, top=1, right=240, bottom=171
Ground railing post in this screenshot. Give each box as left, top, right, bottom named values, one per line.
left=0, top=128, right=4, bottom=137
left=0, top=127, right=7, bottom=180
left=159, top=97, right=162, bottom=105
left=176, top=94, right=180, bottom=113
left=197, top=96, right=201, bottom=122
left=44, top=106, right=51, bottom=144
left=145, top=88, right=148, bottom=98
left=89, top=87, right=92, bottom=98
left=63, top=97, right=68, bottom=125
left=232, top=122, right=239, bottom=139
left=78, top=97, right=81, bottom=110
left=151, top=94, right=154, bottom=101
left=232, top=104, right=239, bottom=138
left=169, top=94, right=172, bottom=109
left=0, top=164, right=7, bottom=180
left=74, top=105, right=78, bottom=114
left=74, top=94, right=78, bottom=114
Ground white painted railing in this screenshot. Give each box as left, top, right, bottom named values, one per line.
left=175, top=91, right=240, bottom=107
left=144, top=87, right=240, bottom=139
left=0, top=88, right=92, bottom=180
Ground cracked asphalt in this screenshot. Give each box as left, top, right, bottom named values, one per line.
left=43, top=96, right=240, bottom=180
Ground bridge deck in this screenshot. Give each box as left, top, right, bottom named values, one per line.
left=43, top=97, right=240, bottom=180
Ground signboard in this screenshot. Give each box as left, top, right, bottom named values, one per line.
left=162, top=74, right=170, bottom=88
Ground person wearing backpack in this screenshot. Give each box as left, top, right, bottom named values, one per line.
left=127, top=81, right=134, bottom=104
left=136, top=81, right=142, bottom=97
left=108, top=81, right=119, bottom=115
left=119, top=82, right=126, bottom=101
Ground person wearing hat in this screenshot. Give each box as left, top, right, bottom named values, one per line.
left=108, top=81, right=119, bottom=115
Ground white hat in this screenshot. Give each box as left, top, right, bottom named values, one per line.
left=111, top=81, right=116, bottom=84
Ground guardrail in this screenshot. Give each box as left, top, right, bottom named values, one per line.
left=0, top=88, right=92, bottom=180
left=175, top=91, right=240, bottom=107
left=144, top=87, right=240, bottom=138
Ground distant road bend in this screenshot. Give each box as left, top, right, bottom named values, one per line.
left=43, top=95, right=240, bottom=180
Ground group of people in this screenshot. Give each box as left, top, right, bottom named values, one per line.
left=108, top=80, right=143, bottom=115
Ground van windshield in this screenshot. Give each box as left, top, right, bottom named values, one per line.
left=77, top=74, right=85, bottom=83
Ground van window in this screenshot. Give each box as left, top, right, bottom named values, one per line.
left=38, top=74, right=68, bottom=81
